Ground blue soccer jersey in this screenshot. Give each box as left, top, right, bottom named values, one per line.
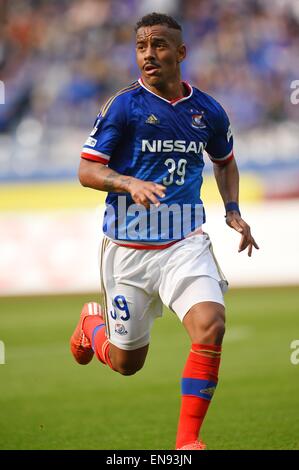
left=81, top=79, right=234, bottom=247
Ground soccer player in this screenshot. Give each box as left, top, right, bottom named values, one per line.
left=70, top=12, right=259, bottom=450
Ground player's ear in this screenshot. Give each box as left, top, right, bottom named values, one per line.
left=177, top=44, right=186, bottom=63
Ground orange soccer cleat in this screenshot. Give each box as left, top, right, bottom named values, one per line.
left=70, top=302, right=103, bottom=365
left=176, top=440, right=207, bottom=450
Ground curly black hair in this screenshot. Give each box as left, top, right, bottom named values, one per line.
left=135, top=12, right=182, bottom=32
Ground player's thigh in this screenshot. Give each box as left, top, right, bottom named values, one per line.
left=173, top=276, right=226, bottom=344
left=103, top=281, right=162, bottom=351
left=104, top=285, right=161, bottom=373
left=100, top=240, right=162, bottom=352
left=159, top=233, right=227, bottom=322
left=172, top=275, right=225, bottom=323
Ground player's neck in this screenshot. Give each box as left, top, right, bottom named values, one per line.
left=142, top=78, right=186, bottom=102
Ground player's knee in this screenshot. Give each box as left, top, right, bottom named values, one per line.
left=115, top=362, right=144, bottom=376
left=194, top=319, right=225, bottom=344
left=112, top=355, right=146, bottom=376
left=109, top=344, right=148, bottom=375
left=206, top=317, right=225, bottom=343
left=190, top=310, right=226, bottom=344
left=117, top=367, right=138, bottom=376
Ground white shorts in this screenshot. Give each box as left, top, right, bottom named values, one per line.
left=99, top=232, right=228, bottom=350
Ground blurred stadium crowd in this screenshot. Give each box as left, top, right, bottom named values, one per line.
left=0, top=0, right=298, bottom=182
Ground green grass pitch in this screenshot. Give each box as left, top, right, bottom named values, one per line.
left=0, top=286, right=299, bottom=450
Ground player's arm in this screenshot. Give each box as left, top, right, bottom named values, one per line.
left=79, top=94, right=166, bottom=208
left=79, top=159, right=166, bottom=208
left=206, top=106, right=259, bottom=257
left=213, top=158, right=259, bottom=257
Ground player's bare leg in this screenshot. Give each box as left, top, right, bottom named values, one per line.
left=176, top=301, right=225, bottom=450
left=108, top=343, right=149, bottom=376
left=183, top=302, right=225, bottom=345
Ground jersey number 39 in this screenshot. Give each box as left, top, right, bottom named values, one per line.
left=163, top=158, right=187, bottom=186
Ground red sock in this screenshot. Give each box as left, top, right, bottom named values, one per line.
left=175, top=343, right=222, bottom=449
left=83, top=316, right=114, bottom=370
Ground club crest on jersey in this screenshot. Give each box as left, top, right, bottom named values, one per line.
left=191, top=110, right=206, bottom=129
left=115, top=323, right=128, bottom=336
left=146, top=114, right=160, bottom=125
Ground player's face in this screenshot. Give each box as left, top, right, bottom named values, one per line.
left=136, top=25, right=186, bottom=87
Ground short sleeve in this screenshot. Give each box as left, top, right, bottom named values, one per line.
left=81, top=95, right=126, bottom=164
left=205, top=105, right=234, bottom=165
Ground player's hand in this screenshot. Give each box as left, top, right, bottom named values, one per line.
left=128, top=178, right=166, bottom=209
left=225, top=211, right=259, bottom=257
